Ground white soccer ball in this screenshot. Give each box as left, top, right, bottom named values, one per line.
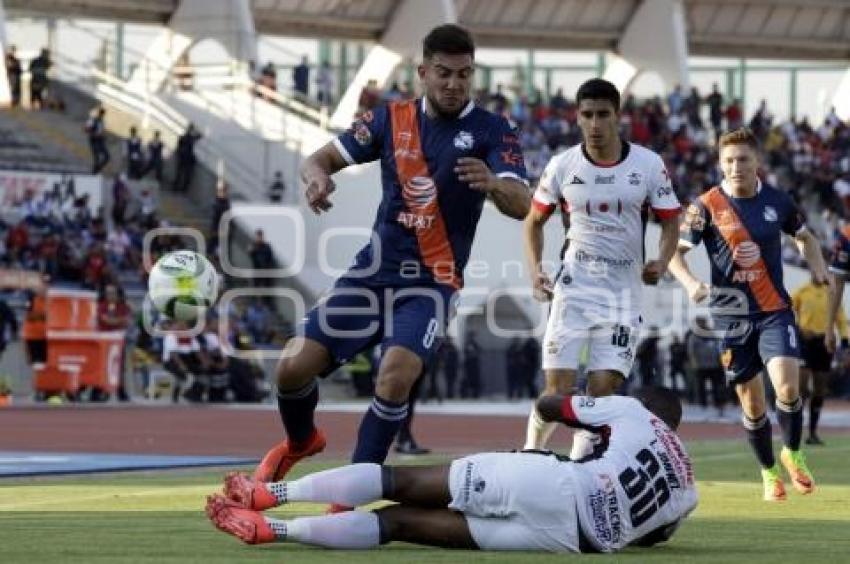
left=147, top=250, right=220, bottom=321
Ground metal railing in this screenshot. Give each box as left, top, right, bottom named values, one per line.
left=48, top=52, right=333, bottom=203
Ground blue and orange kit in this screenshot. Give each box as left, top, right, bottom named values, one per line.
left=334, top=99, right=528, bottom=289
left=679, top=182, right=806, bottom=317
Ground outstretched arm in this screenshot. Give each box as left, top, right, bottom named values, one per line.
left=300, top=141, right=348, bottom=215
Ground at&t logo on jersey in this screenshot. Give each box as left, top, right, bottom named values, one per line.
left=398, top=176, right=437, bottom=230
left=731, top=241, right=762, bottom=282
left=403, top=176, right=436, bottom=208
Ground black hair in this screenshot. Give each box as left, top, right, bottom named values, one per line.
left=632, top=387, right=683, bottom=430
left=576, top=78, right=621, bottom=111
left=422, top=24, right=475, bottom=60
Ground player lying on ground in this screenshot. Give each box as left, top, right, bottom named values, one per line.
left=206, top=387, right=697, bottom=553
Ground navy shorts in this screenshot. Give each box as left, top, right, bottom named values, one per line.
left=300, top=276, right=456, bottom=371
left=715, top=309, right=800, bottom=385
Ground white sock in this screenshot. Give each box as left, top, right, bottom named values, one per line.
left=268, top=512, right=381, bottom=549
left=284, top=463, right=383, bottom=507
left=524, top=407, right=557, bottom=450
left=569, top=429, right=600, bottom=460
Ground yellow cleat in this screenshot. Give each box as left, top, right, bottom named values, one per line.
left=761, top=466, right=787, bottom=502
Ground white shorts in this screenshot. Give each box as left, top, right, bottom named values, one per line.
left=448, top=452, right=580, bottom=553
left=542, top=294, right=641, bottom=376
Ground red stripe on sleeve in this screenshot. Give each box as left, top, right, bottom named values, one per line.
left=560, top=395, right=577, bottom=423
left=532, top=199, right=556, bottom=215
left=652, top=207, right=681, bottom=220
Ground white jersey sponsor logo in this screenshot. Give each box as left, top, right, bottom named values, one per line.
left=533, top=144, right=680, bottom=317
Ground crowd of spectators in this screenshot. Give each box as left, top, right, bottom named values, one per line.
left=0, top=104, right=285, bottom=403
left=355, top=77, right=850, bottom=263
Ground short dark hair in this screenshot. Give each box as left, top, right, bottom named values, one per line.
left=422, top=24, right=475, bottom=60
left=576, top=78, right=621, bottom=111
left=632, top=387, right=683, bottom=430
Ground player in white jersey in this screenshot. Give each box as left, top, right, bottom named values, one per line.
left=523, top=79, right=681, bottom=456
left=206, top=387, right=697, bottom=554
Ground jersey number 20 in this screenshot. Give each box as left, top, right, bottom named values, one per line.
left=618, top=448, right=671, bottom=528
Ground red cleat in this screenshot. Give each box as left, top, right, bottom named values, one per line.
left=326, top=503, right=354, bottom=514
left=225, top=472, right=279, bottom=511
left=205, top=494, right=276, bottom=545
left=254, top=429, right=327, bottom=482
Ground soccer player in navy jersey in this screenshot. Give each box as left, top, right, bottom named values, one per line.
left=669, top=128, right=829, bottom=501
left=252, top=24, right=530, bottom=502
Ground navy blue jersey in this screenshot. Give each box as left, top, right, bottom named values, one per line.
left=334, top=98, right=527, bottom=289
left=679, top=181, right=805, bottom=317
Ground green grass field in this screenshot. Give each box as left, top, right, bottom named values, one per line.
left=1, top=436, right=849, bottom=563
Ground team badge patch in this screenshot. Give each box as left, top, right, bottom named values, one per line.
left=354, top=123, right=372, bottom=146
left=684, top=204, right=705, bottom=231
left=628, top=172, right=642, bottom=186
left=763, top=206, right=778, bottom=222
left=453, top=130, right=474, bottom=150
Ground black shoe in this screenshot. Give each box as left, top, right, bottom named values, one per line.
left=805, top=434, right=825, bottom=446
left=395, top=440, right=431, bottom=455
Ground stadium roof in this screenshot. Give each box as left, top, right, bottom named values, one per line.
left=6, top=0, right=850, bottom=60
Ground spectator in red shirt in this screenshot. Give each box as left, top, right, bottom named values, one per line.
left=726, top=99, right=743, bottom=130
left=629, top=111, right=652, bottom=145
left=6, top=220, right=29, bottom=262
left=97, top=283, right=132, bottom=401
left=37, top=232, right=59, bottom=277
left=97, top=283, right=131, bottom=331
left=82, top=243, right=110, bottom=290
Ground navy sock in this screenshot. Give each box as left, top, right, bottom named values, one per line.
left=277, top=380, right=319, bottom=446
left=776, top=397, right=803, bottom=450
left=809, top=396, right=824, bottom=436
left=352, top=396, right=408, bottom=464
left=743, top=414, right=775, bottom=469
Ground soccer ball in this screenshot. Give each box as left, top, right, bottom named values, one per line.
left=147, top=250, right=220, bottom=321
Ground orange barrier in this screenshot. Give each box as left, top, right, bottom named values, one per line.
left=33, top=289, right=126, bottom=396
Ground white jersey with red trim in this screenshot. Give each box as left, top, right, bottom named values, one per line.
left=533, top=143, right=681, bottom=317
left=561, top=395, right=698, bottom=553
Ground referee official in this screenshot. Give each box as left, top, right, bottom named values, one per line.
left=791, top=275, right=847, bottom=445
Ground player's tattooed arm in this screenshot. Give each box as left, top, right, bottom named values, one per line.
left=668, top=245, right=709, bottom=303
left=300, top=141, right=349, bottom=215
left=455, top=157, right=530, bottom=219
left=794, top=229, right=829, bottom=285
